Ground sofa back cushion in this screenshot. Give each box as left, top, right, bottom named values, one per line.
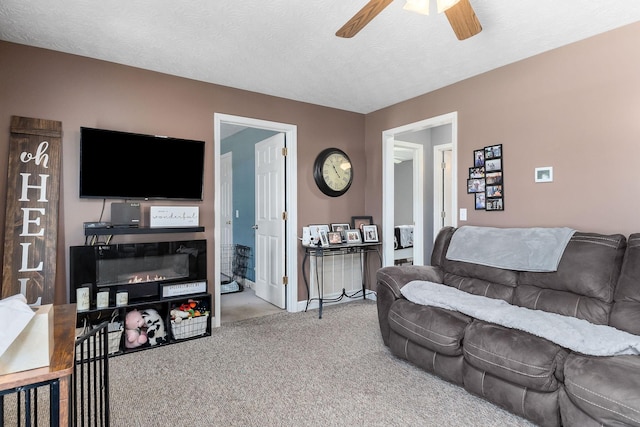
left=516, top=232, right=626, bottom=325
left=610, top=233, right=640, bottom=335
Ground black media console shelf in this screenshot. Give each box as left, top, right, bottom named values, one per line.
left=84, top=226, right=205, bottom=236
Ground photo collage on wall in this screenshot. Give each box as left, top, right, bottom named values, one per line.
left=468, top=144, right=503, bottom=211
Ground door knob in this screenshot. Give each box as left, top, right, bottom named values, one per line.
left=252, top=224, right=259, bottom=230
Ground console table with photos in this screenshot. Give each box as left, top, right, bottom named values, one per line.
left=302, top=242, right=382, bottom=319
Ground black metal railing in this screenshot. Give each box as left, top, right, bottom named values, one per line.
left=0, top=379, right=60, bottom=427
left=72, top=321, right=110, bottom=427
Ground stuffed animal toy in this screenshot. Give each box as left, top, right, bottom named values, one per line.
left=142, top=308, right=167, bottom=346
left=125, top=309, right=148, bottom=349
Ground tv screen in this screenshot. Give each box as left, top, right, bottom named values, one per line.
left=80, top=127, right=205, bottom=200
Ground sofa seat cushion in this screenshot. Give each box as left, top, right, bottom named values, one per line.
left=388, top=299, right=471, bottom=356
left=463, top=320, right=568, bottom=392
left=563, top=353, right=640, bottom=427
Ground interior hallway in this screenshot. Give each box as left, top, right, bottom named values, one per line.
left=220, top=287, right=282, bottom=324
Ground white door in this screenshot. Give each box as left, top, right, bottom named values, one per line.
left=433, top=144, right=453, bottom=233
left=254, top=133, right=286, bottom=308
left=220, top=153, right=233, bottom=279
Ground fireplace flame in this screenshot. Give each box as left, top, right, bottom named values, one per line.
left=128, top=274, right=167, bottom=284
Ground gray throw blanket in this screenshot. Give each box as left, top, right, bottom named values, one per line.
left=445, top=226, right=576, bottom=272
left=402, top=280, right=640, bottom=356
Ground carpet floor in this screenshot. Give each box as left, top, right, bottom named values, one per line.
left=109, top=300, right=535, bottom=426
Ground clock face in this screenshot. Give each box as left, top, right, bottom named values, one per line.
left=313, top=148, right=353, bottom=197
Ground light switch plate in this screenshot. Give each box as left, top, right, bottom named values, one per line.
left=460, top=208, right=467, bottom=221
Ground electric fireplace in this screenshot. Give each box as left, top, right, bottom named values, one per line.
left=70, top=239, right=207, bottom=307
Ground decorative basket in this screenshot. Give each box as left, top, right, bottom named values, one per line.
left=171, top=314, right=209, bottom=340
left=76, top=312, right=123, bottom=360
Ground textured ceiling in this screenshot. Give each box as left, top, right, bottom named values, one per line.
left=2, top=1, right=640, bottom=114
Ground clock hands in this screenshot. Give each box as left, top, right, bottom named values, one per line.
left=332, top=163, right=342, bottom=179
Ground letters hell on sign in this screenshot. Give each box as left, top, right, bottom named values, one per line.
left=1, top=116, right=62, bottom=305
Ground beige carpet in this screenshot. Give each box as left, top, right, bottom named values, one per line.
left=108, top=300, right=535, bottom=426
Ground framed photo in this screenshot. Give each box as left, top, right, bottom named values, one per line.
left=318, top=229, right=329, bottom=247
left=331, top=223, right=350, bottom=232
left=467, top=178, right=485, bottom=194
left=308, top=224, right=330, bottom=245
left=351, top=216, right=373, bottom=231
left=484, top=144, right=502, bottom=160
left=362, top=225, right=379, bottom=243
left=535, top=166, right=553, bottom=183
left=328, top=231, right=342, bottom=245
left=469, top=166, right=484, bottom=179
left=475, top=192, right=486, bottom=210
left=486, top=185, right=503, bottom=198
left=486, top=198, right=504, bottom=211
left=485, top=158, right=502, bottom=172
left=485, top=171, right=502, bottom=185
left=473, top=149, right=485, bottom=167
left=345, top=229, right=362, bottom=244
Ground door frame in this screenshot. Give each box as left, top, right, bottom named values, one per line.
left=220, top=152, right=233, bottom=280
left=214, top=113, right=298, bottom=328
left=382, top=112, right=458, bottom=267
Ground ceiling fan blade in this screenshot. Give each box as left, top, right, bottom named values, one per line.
left=336, top=0, right=394, bottom=38
left=444, top=0, right=482, bottom=40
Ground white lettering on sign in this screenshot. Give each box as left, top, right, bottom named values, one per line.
left=18, top=242, right=44, bottom=272
left=19, top=173, right=49, bottom=202
left=20, top=140, right=49, bottom=168
left=14, top=145, right=51, bottom=304
left=17, top=278, right=42, bottom=305
left=20, top=208, right=46, bottom=236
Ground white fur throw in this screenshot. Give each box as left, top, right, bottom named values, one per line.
left=401, top=280, right=640, bottom=356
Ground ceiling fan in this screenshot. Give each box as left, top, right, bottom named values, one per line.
left=336, top=0, right=482, bottom=40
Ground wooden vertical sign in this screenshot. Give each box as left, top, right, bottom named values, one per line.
left=1, top=116, right=62, bottom=305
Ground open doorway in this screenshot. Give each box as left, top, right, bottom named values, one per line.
left=382, top=112, right=458, bottom=267
left=214, top=114, right=299, bottom=327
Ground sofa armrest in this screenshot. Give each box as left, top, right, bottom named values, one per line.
left=376, top=265, right=443, bottom=346
left=377, top=265, right=444, bottom=298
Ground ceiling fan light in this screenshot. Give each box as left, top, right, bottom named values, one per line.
left=436, top=0, right=460, bottom=13
left=403, top=0, right=430, bottom=15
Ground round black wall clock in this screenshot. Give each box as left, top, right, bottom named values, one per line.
left=313, top=148, right=353, bottom=197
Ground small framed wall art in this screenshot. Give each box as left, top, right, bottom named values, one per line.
left=535, top=167, right=553, bottom=183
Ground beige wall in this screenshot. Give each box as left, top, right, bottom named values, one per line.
left=2, top=21, right=640, bottom=305
left=0, top=41, right=364, bottom=304
left=365, top=22, right=640, bottom=238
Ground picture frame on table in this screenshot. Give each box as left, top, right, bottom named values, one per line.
left=345, top=229, right=362, bottom=244
left=308, top=224, right=330, bottom=245
left=328, top=231, right=343, bottom=245
left=351, top=216, right=373, bottom=231
left=362, top=225, right=379, bottom=243
left=331, top=223, right=350, bottom=232
left=318, top=230, right=329, bottom=247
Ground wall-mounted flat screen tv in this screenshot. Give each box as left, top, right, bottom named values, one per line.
left=80, top=127, right=205, bottom=200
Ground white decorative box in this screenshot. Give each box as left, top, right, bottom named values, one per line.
left=149, top=206, right=199, bottom=227
left=0, top=304, right=54, bottom=375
